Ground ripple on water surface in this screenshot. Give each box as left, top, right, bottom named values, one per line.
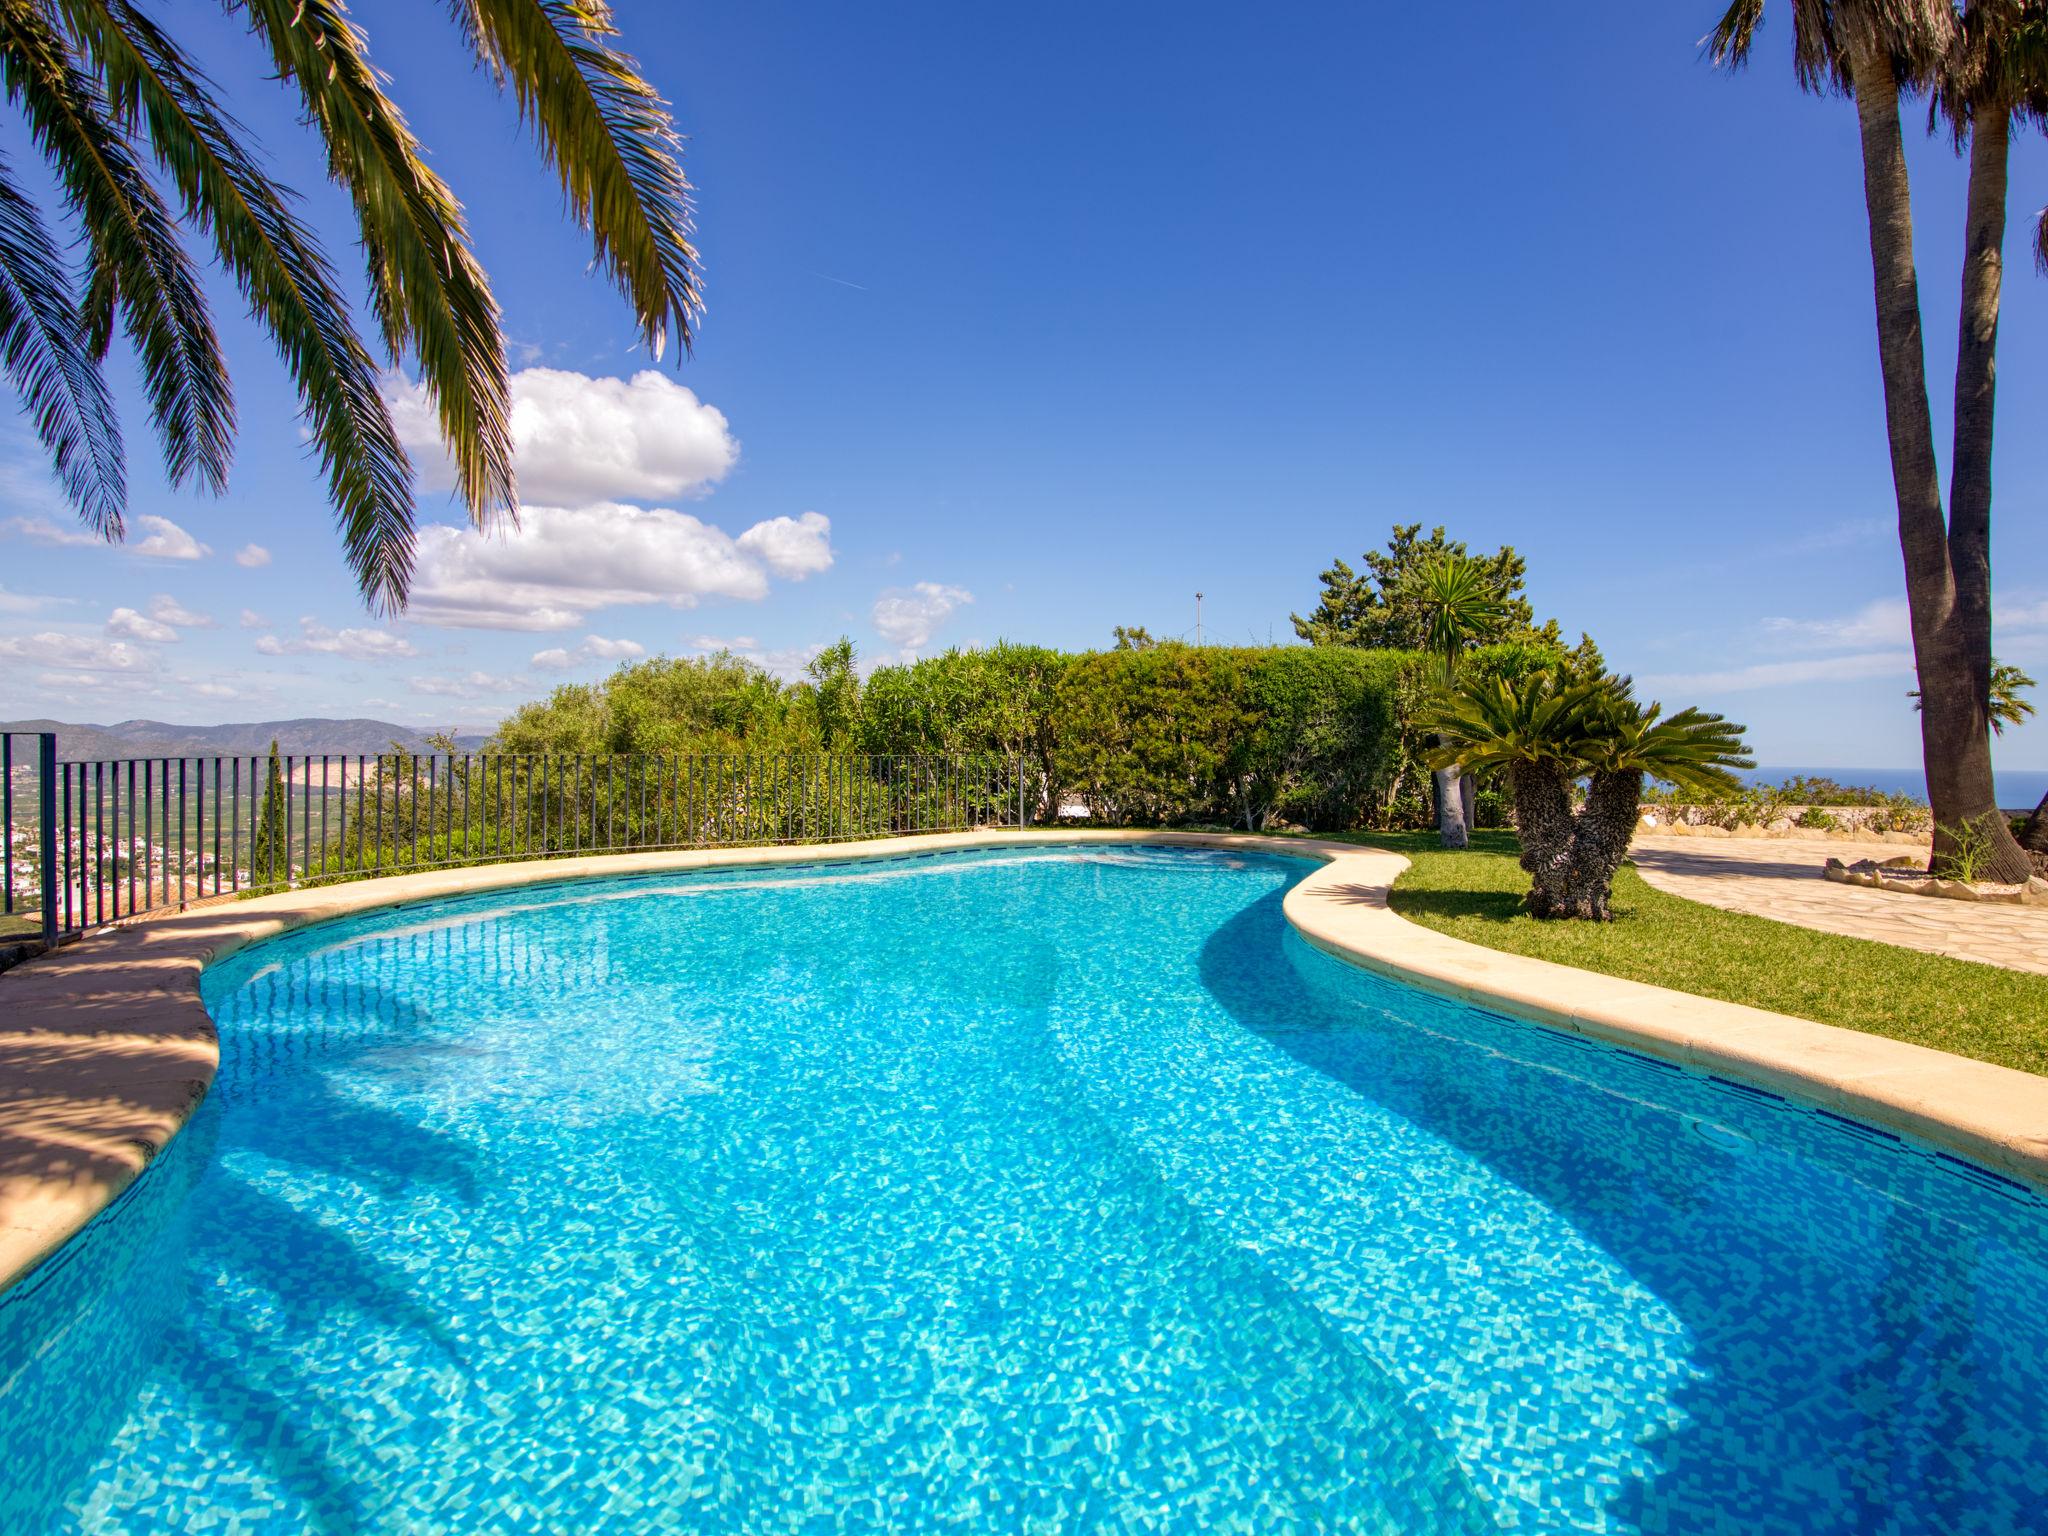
left=2, top=846, right=2046, bottom=1533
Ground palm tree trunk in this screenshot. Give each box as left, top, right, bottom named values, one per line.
left=1847, top=48, right=2032, bottom=883
left=1508, top=762, right=1575, bottom=918
left=1941, top=107, right=2034, bottom=881
left=1435, top=764, right=1469, bottom=849
left=1561, top=770, right=1643, bottom=922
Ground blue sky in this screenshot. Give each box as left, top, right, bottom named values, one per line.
left=1, top=1, right=2044, bottom=771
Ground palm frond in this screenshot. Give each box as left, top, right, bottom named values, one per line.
left=1410, top=554, right=1509, bottom=681
left=452, top=0, right=700, bottom=359
left=1705, top=0, right=1768, bottom=66
left=236, top=0, right=515, bottom=523
left=1588, top=695, right=1754, bottom=796
left=0, top=0, right=231, bottom=494
left=58, top=0, right=421, bottom=609
left=0, top=149, right=123, bottom=531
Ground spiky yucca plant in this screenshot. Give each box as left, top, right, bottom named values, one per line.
left=1426, top=671, right=1752, bottom=920
left=0, top=0, right=699, bottom=611
left=1407, top=553, right=1508, bottom=850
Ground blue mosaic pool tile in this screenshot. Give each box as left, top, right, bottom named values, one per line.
left=0, top=846, right=2043, bottom=1533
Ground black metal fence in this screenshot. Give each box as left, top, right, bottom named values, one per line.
left=2, top=734, right=1025, bottom=946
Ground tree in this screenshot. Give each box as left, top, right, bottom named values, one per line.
left=1111, top=625, right=1157, bottom=651
left=1292, top=524, right=1534, bottom=651
left=1426, top=672, right=1752, bottom=920
left=0, top=0, right=699, bottom=611
left=1709, top=0, right=2038, bottom=882
left=1410, top=554, right=1506, bottom=849
left=802, top=638, right=862, bottom=749
left=251, top=737, right=287, bottom=886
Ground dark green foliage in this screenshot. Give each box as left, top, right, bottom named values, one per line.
left=1292, top=524, right=1534, bottom=651
left=250, top=737, right=287, bottom=883
left=1225, top=647, right=1405, bottom=830
left=491, top=639, right=1410, bottom=835
left=496, top=651, right=802, bottom=756
left=1050, top=644, right=1403, bottom=831
left=859, top=643, right=1071, bottom=817
left=1052, top=644, right=1249, bottom=826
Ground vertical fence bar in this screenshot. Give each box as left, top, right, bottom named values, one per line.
left=63, top=761, right=75, bottom=931
left=2, top=735, right=12, bottom=920
left=229, top=757, right=241, bottom=894
left=37, top=735, right=57, bottom=946
left=177, top=759, right=187, bottom=906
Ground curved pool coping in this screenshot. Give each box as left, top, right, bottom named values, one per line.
left=2, top=828, right=2045, bottom=1294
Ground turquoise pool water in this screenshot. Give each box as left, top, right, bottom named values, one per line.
left=3, top=845, right=2046, bottom=1533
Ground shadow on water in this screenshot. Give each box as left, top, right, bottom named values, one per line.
left=1195, top=886, right=2048, bottom=1534
left=0, top=972, right=488, bottom=1533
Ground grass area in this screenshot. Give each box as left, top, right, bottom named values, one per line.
left=1338, top=829, right=2048, bottom=1077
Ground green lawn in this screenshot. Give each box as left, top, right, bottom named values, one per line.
left=1335, top=829, right=2048, bottom=1077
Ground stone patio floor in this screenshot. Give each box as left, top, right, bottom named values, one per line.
left=1628, top=832, right=2048, bottom=976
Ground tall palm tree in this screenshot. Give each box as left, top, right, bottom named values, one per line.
left=1708, top=0, right=2039, bottom=882
left=0, top=0, right=699, bottom=612
left=1409, top=553, right=1506, bottom=848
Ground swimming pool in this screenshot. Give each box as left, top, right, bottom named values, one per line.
left=2, top=844, right=2044, bottom=1532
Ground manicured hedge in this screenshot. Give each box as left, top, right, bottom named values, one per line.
left=494, top=641, right=1435, bottom=832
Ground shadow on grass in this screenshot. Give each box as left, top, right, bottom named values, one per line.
left=1386, top=887, right=1529, bottom=925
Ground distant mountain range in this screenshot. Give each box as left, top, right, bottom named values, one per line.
left=1, top=718, right=497, bottom=761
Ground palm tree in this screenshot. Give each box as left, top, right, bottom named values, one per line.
left=1408, top=553, right=1507, bottom=849
left=1708, top=0, right=2038, bottom=882
left=0, top=0, right=699, bottom=612
left=1426, top=671, right=1751, bottom=919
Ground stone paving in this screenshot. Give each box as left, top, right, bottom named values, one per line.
left=1629, top=832, right=2048, bottom=976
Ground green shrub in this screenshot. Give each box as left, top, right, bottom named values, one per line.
left=1794, top=806, right=1838, bottom=831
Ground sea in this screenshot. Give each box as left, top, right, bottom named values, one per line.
left=1748, top=766, right=2047, bottom=812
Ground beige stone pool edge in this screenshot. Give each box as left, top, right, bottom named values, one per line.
left=3, top=828, right=2046, bottom=1296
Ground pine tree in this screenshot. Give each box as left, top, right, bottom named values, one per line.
left=252, top=739, right=289, bottom=886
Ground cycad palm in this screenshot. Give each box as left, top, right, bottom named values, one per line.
left=0, top=0, right=700, bottom=612
left=1426, top=670, right=1751, bottom=920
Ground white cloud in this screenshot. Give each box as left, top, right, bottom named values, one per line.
left=1998, top=596, right=2048, bottom=632
left=0, top=585, right=67, bottom=614
left=736, top=512, right=833, bottom=580
left=239, top=608, right=271, bottom=630
left=7, top=515, right=101, bottom=548
left=386, top=367, right=740, bottom=506
left=1760, top=598, right=1909, bottom=651
left=7, top=512, right=209, bottom=560
left=410, top=670, right=524, bottom=699
left=130, top=514, right=210, bottom=560
left=1638, top=651, right=1913, bottom=695
left=0, top=631, right=154, bottom=672
left=872, top=582, right=973, bottom=651
left=406, top=503, right=834, bottom=631
left=256, top=617, right=419, bottom=659
left=147, top=594, right=214, bottom=628
left=529, top=634, right=648, bottom=671
left=187, top=679, right=265, bottom=702
left=688, top=636, right=826, bottom=682
left=106, top=606, right=179, bottom=644
left=235, top=542, right=272, bottom=568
